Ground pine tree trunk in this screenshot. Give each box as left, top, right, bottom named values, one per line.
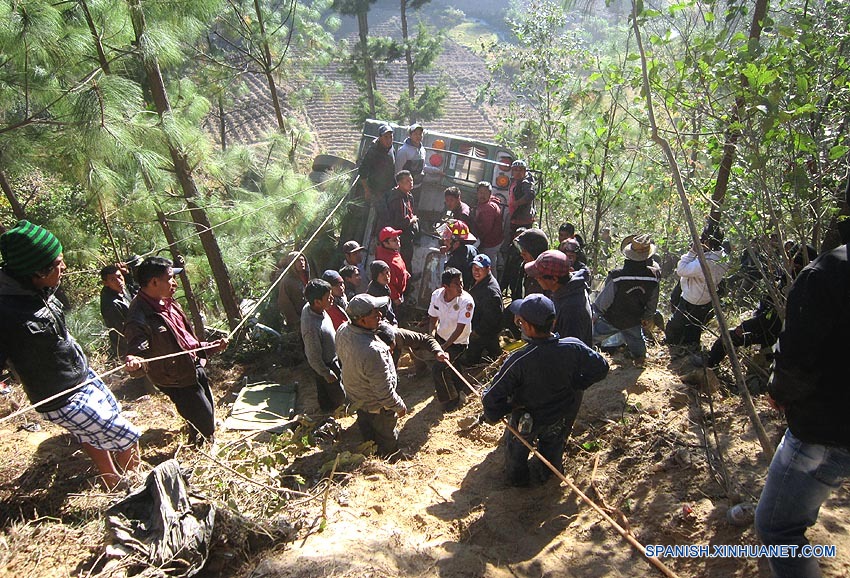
left=156, top=209, right=206, bottom=336
left=254, top=0, right=286, bottom=131
left=358, top=12, right=376, bottom=116
left=401, top=0, right=415, bottom=104
left=0, top=169, right=26, bottom=220
left=79, top=0, right=111, bottom=74
left=128, top=0, right=241, bottom=330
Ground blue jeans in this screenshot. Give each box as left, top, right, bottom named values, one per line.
left=593, top=317, right=646, bottom=358
left=755, top=429, right=850, bottom=578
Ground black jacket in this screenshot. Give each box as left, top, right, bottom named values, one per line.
left=482, top=335, right=609, bottom=428
left=769, top=244, right=850, bottom=448
left=100, top=286, right=130, bottom=358
left=0, top=270, right=88, bottom=412
left=358, top=139, right=395, bottom=196
left=594, top=259, right=660, bottom=329
left=446, top=244, right=478, bottom=290
left=469, top=273, right=504, bottom=337
left=552, top=268, right=592, bottom=346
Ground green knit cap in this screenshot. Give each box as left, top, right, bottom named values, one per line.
left=0, top=220, right=63, bottom=276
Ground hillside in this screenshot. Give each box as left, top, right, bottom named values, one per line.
left=3, top=338, right=849, bottom=577
left=205, top=0, right=513, bottom=158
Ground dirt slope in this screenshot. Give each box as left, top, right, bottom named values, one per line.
left=246, top=344, right=850, bottom=578
left=3, top=340, right=850, bottom=578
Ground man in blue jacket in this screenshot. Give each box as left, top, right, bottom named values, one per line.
left=482, top=294, right=609, bottom=487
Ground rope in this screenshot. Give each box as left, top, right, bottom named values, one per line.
left=1, top=174, right=357, bottom=425
left=228, top=176, right=357, bottom=337
left=444, top=360, right=681, bottom=578
left=0, top=345, right=217, bottom=425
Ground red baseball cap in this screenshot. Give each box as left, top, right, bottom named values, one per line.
left=524, top=249, right=569, bottom=278
left=379, top=227, right=403, bottom=242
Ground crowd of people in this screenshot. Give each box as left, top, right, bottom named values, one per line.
left=1, top=121, right=848, bottom=578
left=266, top=123, right=775, bottom=485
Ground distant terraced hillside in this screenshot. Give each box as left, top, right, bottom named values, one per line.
left=306, top=8, right=511, bottom=158
left=204, top=3, right=513, bottom=162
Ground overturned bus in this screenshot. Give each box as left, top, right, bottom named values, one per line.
left=319, top=119, right=521, bottom=309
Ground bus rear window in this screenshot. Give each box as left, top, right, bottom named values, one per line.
left=448, top=143, right=490, bottom=185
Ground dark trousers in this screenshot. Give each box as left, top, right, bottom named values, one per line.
left=356, top=409, right=399, bottom=457
left=400, top=232, right=415, bottom=274
left=665, top=300, right=714, bottom=345
left=432, top=342, right=467, bottom=403
left=157, top=366, right=215, bottom=439
left=504, top=395, right=583, bottom=487
left=500, top=247, right=525, bottom=300
left=312, top=365, right=346, bottom=412
left=462, top=332, right=502, bottom=365
left=706, top=315, right=780, bottom=367
left=503, top=307, right=522, bottom=339
left=505, top=391, right=584, bottom=486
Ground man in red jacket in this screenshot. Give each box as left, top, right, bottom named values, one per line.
left=375, top=227, right=410, bottom=310
left=473, top=181, right=504, bottom=272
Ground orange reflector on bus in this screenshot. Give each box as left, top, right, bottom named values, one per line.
left=432, top=139, right=446, bottom=150
left=495, top=174, right=511, bottom=189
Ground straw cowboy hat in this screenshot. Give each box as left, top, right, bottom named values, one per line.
left=620, top=234, right=656, bottom=261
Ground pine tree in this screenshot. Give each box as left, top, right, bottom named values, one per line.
left=126, top=0, right=242, bottom=329
left=333, top=0, right=380, bottom=117
left=398, top=0, right=445, bottom=123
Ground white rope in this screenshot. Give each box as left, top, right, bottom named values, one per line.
left=0, top=345, right=217, bottom=425
left=228, top=176, right=357, bottom=337
left=1, top=173, right=358, bottom=425
left=150, top=168, right=359, bottom=258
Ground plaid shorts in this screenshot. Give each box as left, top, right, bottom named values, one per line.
left=42, top=370, right=141, bottom=452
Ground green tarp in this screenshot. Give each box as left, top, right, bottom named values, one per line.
left=224, top=380, right=297, bottom=432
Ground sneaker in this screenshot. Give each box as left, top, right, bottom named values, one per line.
left=727, top=502, right=755, bottom=526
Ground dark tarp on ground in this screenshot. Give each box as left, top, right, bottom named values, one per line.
left=105, top=459, right=215, bottom=577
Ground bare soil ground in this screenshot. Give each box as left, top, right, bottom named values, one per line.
left=3, top=335, right=850, bottom=578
